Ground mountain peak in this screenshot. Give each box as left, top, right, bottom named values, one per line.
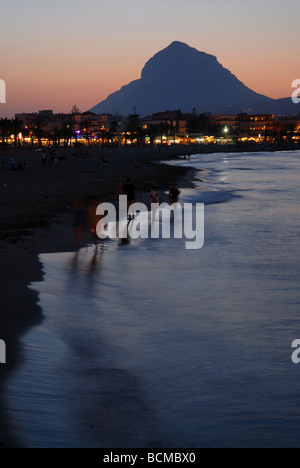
left=150, top=40, right=216, bottom=60
left=168, top=40, right=194, bottom=50
left=164, top=41, right=204, bottom=53
left=141, top=41, right=217, bottom=81
left=90, top=42, right=294, bottom=116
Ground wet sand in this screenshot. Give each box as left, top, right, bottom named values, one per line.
left=0, top=145, right=196, bottom=447
left=1, top=143, right=298, bottom=447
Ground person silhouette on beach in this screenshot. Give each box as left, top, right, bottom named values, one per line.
left=88, top=197, right=107, bottom=249
left=150, top=184, right=159, bottom=224
left=41, top=150, right=47, bottom=167
left=150, top=185, right=159, bottom=204
left=72, top=198, right=87, bottom=250
left=10, top=158, right=16, bottom=171
left=118, top=219, right=131, bottom=247
left=169, top=184, right=181, bottom=204
left=123, top=178, right=136, bottom=221
left=50, top=149, right=56, bottom=168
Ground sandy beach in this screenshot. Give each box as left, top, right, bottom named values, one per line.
left=0, top=145, right=197, bottom=447
left=3, top=0, right=300, bottom=449
left=1, top=144, right=299, bottom=447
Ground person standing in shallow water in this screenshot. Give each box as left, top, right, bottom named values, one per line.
left=72, top=198, right=87, bottom=250
left=169, top=184, right=181, bottom=204
left=150, top=185, right=159, bottom=204
left=123, top=178, right=136, bottom=221
left=150, top=184, right=159, bottom=224
left=88, top=197, right=107, bottom=249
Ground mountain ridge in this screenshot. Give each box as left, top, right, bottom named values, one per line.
left=90, top=41, right=297, bottom=116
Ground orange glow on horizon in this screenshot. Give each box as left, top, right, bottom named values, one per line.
left=2, top=40, right=298, bottom=118
left=1, top=0, right=299, bottom=117
left=1, top=57, right=296, bottom=119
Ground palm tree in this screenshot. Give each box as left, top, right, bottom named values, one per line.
left=0, top=118, right=11, bottom=149
left=61, top=116, right=76, bottom=146
left=47, top=126, right=62, bottom=147
left=147, top=124, right=161, bottom=146
left=160, top=122, right=170, bottom=145
left=31, top=116, right=46, bottom=147
left=80, top=117, right=92, bottom=132
left=80, top=117, right=94, bottom=146
left=10, top=117, right=24, bottom=149
left=70, top=105, right=81, bottom=115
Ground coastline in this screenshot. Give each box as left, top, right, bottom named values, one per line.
left=1, top=143, right=299, bottom=447
left=0, top=146, right=197, bottom=447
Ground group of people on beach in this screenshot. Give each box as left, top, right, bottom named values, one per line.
left=72, top=178, right=181, bottom=251
left=41, top=149, right=59, bottom=167
left=0, top=158, right=28, bottom=171
left=72, top=197, right=101, bottom=250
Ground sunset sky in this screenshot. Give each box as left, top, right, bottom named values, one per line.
left=1, top=0, right=299, bottom=117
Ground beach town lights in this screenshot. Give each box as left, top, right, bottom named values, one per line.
left=3, top=109, right=300, bottom=148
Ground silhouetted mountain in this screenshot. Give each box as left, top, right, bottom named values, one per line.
left=90, top=41, right=297, bottom=116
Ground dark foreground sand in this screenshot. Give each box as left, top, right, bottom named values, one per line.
left=0, top=145, right=198, bottom=447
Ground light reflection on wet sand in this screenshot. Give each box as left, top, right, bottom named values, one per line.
left=4, top=151, right=300, bottom=448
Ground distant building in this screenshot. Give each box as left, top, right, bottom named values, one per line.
left=107, top=115, right=129, bottom=133
left=141, top=110, right=188, bottom=136
left=208, top=115, right=239, bottom=132
left=15, top=110, right=109, bottom=134
left=13, top=108, right=300, bottom=147
left=73, top=112, right=109, bottom=133
left=16, top=110, right=71, bottom=132
left=238, top=113, right=275, bottom=137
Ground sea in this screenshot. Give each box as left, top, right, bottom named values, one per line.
left=4, top=150, right=300, bottom=448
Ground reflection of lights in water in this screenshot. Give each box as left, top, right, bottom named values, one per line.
left=220, top=176, right=228, bottom=183
left=6, top=151, right=300, bottom=448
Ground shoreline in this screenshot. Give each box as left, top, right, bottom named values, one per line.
left=0, top=143, right=298, bottom=447
left=0, top=146, right=197, bottom=447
